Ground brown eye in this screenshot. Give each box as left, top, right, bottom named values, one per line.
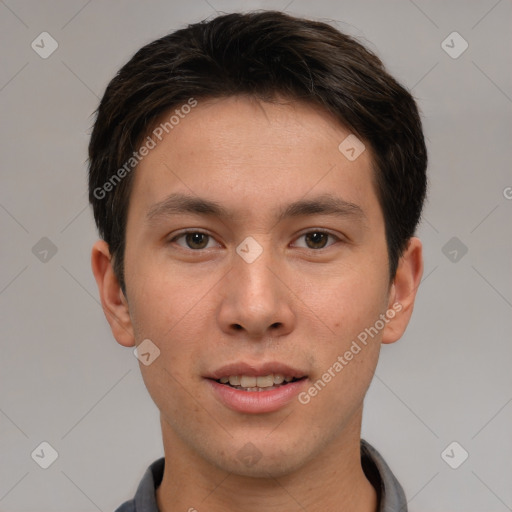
left=304, top=232, right=329, bottom=249
left=171, top=231, right=221, bottom=251
left=185, top=232, right=210, bottom=249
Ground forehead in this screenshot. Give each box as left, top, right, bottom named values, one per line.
left=150, top=95, right=357, bottom=163
left=129, top=95, right=379, bottom=222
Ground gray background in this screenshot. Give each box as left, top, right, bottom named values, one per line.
left=1, top=0, right=511, bottom=510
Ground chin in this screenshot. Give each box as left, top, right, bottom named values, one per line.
left=207, top=438, right=314, bottom=479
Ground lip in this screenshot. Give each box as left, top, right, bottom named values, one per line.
left=206, top=377, right=308, bottom=414
left=204, top=361, right=309, bottom=414
left=205, top=361, right=307, bottom=381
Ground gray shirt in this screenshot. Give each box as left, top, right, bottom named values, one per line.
left=115, top=439, right=407, bottom=512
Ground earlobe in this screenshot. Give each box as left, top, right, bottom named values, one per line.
left=91, top=240, right=135, bottom=347
left=381, top=237, right=423, bottom=345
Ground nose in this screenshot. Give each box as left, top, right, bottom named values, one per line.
left=216, top=245, right=296, bottom=340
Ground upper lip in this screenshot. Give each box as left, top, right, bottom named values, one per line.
left=206, top=362, right=308, bottom=380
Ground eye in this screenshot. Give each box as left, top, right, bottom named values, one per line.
left=293, top=230, right=339, bottom=250
left=171, top=231, right=219, bottom=250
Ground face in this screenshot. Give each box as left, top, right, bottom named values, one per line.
left=98, top=96, right=416, bottom=477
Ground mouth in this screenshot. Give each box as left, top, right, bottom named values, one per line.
left=213, top=373, right=306, bottom=392
left=205, top=362, right=308, bottom=413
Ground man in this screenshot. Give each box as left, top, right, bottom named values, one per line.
left=89, top=10, right=426, bottom=512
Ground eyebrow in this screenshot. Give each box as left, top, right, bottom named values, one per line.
left=146, top=192, right=366, bottom=224
left=146, top=193, right=231, bottom=222
left=276, top=194, right=366, bottom=223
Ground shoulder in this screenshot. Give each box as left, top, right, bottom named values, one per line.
left=114, top=499, right=135, bottom=512
left=113, top=457, right=165, bottom=512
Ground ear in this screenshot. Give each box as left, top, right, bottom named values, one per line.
left=91, top=240, right=135, bottom=347
left=381, top=237, right=423, bottom=344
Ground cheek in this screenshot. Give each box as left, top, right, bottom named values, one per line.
left=127, top=271, right=212, bottom=418
left=305, top=260, right=389, bottom=339
left=127, top=259, right=207, bottom=339
left=297, top=257, right=389, bottom=399
left=126, top=263, right=222, bottom=398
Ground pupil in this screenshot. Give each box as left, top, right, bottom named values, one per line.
left=186, top=233, right=208, bottom=249
left=306, top=232, right=327, bottom=249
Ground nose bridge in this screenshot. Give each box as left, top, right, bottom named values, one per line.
left=217, top=237, right=295, bottom=337
left=234, top=240, right=279, bottom=313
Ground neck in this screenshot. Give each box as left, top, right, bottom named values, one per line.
left=156, top=411, right=377, bottom=512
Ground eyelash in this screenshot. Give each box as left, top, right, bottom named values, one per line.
left=169, top=229, right=341, bottom=251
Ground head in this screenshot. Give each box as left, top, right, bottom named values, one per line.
left=89, top=11, right=426, bottom=477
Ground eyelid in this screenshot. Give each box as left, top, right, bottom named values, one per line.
left=169, top=228, right=210, bottom=238
left=168, top=229, right=222, bottom=249
left=291, top=229, right=342, bottom=248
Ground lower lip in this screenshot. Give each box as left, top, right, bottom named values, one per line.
left=206, top=379, right=307, bottom=414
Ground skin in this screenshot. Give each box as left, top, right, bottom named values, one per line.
left=92, top=96, right=423, bottom=512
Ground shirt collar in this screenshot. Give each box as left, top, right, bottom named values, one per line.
left=123, top=440, right=407, bottom=512
left=360, top=439, right=407, bottom=511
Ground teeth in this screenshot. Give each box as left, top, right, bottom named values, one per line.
left=229, top=375, right=241, bottom=386
left=240, top=376, right=257, bottom=388
left=256, top=375, right=274, bottom=387
left=221, top=373, right=299, bottom=388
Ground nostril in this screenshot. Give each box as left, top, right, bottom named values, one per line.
left=270, top=322, right=282, bottom=329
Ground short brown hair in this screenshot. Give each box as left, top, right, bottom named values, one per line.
left=89, top=10, right=427, bottom=290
